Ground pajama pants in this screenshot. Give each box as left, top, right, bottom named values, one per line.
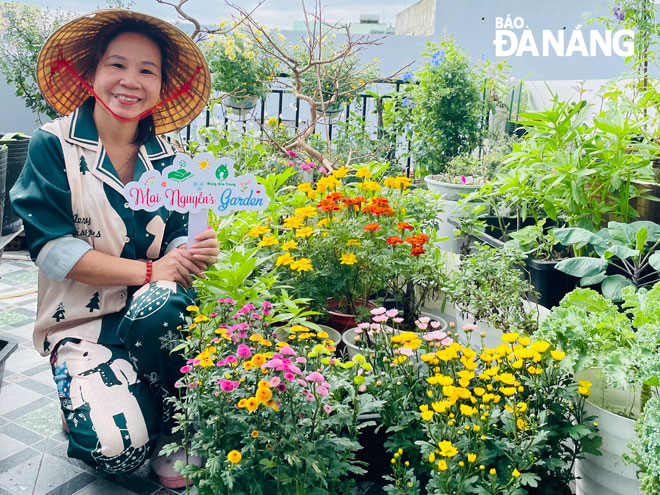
left=49, top=281, right=195, bottom=474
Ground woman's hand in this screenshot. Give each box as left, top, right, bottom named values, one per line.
left=187, top=228, right=220, bottom=270
left=151, top=248, right=204, bottom=288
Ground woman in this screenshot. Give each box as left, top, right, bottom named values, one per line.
left=10, top=9, right=216, bottom=488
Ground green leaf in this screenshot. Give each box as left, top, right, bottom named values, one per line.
left=601, top=274, right=632, bottom=301
left=543, top=199, right=557, bottom=221
left=555, top=257, right=608, bottom=278
left=636, top=227, right=649, bottom=253
left=605, top=245, right=639, bottom=260
left=518, top=472, right=540, bottom=488
left=648, top=251, right=660, bottom=271
left=553, top=227, right=607, bottom=249
left=579, top=272, right=608, bottom=286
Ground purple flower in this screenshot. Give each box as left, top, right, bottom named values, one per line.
left=277, top=383, right=287, bottom=392
left=613, top=6, right=625, bottom=21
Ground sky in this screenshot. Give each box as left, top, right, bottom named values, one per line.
left=11, top=0, right=413, bottom=28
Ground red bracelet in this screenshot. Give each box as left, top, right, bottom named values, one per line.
left=143, top=260, right=153, bottom=285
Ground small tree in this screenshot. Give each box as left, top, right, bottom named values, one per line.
left=0, top=6, right=77, bottom=123
left=406, top=38, right=485, bottom=176
left=156, top=0, right=406, bottom=171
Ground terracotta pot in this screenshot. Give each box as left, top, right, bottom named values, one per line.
left=324, top=298, right=376, bottom=333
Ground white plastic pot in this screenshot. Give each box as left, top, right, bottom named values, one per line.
left=424, top=175, right=485, bottom=253
left=341, top=316, right=448, bottom=359
left=575, top=369, right=641, bottom=495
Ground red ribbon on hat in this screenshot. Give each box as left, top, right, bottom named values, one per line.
left=48, top=44, right=203, bottom=123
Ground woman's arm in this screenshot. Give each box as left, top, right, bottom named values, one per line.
left=67, top=247, right=205, bottom=288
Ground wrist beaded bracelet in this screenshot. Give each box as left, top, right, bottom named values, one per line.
left=143, top=259, right=153, bottom=285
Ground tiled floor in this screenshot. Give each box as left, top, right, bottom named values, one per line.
left=0, top=250, right=385, bottom=495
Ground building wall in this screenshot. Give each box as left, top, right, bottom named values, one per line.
left=396, top=0, right=436, bottom=36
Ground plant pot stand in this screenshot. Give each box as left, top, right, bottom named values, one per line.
left=0, top=337, right=18, bottom=395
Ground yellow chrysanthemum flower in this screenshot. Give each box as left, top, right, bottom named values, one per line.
left=437, top=440, right=458, bottom=458
left=247, top=225, right=271, bottom=237
left=339, top=253, right=357, bottom=265
left=295, top=227, right=315, bottom=238
left=295, top=206, right=318, bottom=218
left=258, top=236, right=279, bottom=247
left=281, top=240, right=299, bottom=251
left=283, top=216, right=305, bottom=229
left=346, top=239, right=361, bottom=246
left=290, top=258, right=313, bottom=272
left=356, top=167, right=372, bottom=178
left=551, top=350, right=566, bottom=361
left=359, top=180, right=381, bottom=192
left=332, top=166, right=349, bottom=178
left=276, top=252, right=294, bottom=266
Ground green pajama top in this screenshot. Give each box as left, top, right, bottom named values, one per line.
left=10, top=101, right=188, bottom=356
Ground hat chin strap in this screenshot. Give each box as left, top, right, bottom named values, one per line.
left=48, top=44, right=203, bottom=123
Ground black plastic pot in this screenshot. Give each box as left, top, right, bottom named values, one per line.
left=0, top=337, right=18, bottom=395
left=470, top=229, right=576, bottom=309
left=1, top=134, right=30, bottom=236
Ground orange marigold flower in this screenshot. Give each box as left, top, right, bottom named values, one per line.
left=317, top=199, right=341, bottom=212
left=397, top=222, right=413, bottom=231
left=326, top=192, right=343, bottom=202
left=411, top=245, right=425, bottom=256
left=363, top=223, right=381, bottom=232
left=371, top=196, right=390, bottom=207
left=386, top=236, right=404, bottom=246
left=342, top=196, right=367, bottom=211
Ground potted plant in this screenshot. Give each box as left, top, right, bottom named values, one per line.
left=537, top=283, right=660, bottom=495
left=247, top=163, right=447, bottom=331
left=553, top=220, right=660, bottom=301
left=295, top=40, right=378, bottom=122
left=347, top=307, right=600, bottom=494
left=168, top=299, right=380, bottom=494
left=203, top=26, right=274, bottom=113
left=444, top=243, right=548, bottom=347
left=1, top=133, right=30, bottom=236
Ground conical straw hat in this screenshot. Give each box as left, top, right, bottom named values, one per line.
left=36, top=9, right=210, bottom=134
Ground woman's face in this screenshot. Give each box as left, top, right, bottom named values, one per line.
left=92, top=31, right=162, bottom=121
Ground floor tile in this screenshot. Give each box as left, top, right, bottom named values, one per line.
left=0, top=434, right=28, bottom=464
left=0, top=422, right=45, bottom=446
left=44, top=472, right=98, bottom=495
left=14, top=401, right=61, bottom=437
left=0, top=384, right=43, bottom=416
left=72, top=478, right=141, bottom=495
left=15, top=378, right=54, bottom=396
left=0, top=447, right=39, bottom=475
left=31, top=453, right=85, bottom=495
left=4, top=346, right=47, bottom=374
